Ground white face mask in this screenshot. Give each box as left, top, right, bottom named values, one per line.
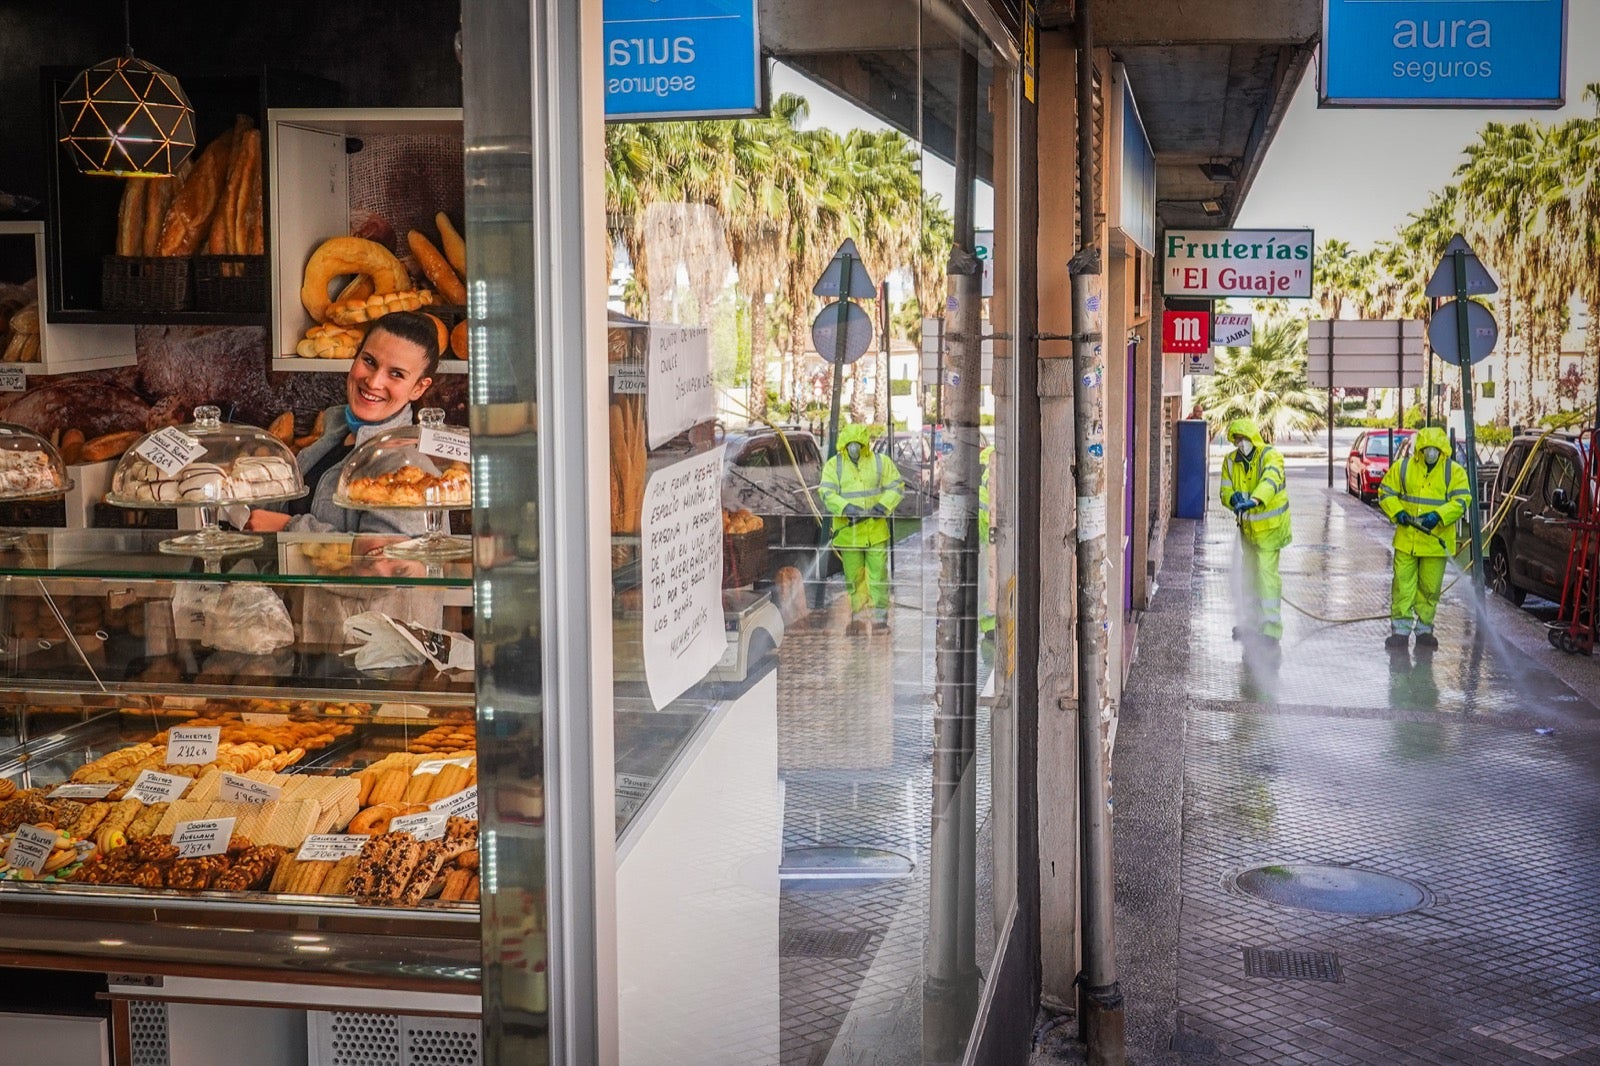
left=1235, top=439, right=1254, bottom=458
left=1422, top=446, right=1441, bottom=465
left=845, top=443, right=863, bottom=462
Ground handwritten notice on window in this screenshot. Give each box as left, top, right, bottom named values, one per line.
left=645, top=325, right=714, bottom=448
left=641, top=446, right=726, bottom=709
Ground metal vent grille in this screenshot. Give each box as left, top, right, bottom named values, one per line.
left=127, top=1000, right=170, bottom=1066
left=325, top=1011, right=402, bottom=1065
left=402, top=1018, right=481, bottom=1065
left=779, top=928, right=874, bottom=959
left=1242, top=946, right=1343, bottom=983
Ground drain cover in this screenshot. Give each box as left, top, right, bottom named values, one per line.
left=1230, top=864, right=1427, bottom=916
left=780, top=929, right=875, bottom=958
left=779, top=846, right=914, bottom=880
left=1242, top=946, right=1343, bottom=982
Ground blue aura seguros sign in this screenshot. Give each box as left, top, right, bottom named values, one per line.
left=604, top=0, right=763, bottom=121
left=1320, top=0, right=1567, bottom=108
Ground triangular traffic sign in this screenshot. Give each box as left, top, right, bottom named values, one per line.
left=1425, top=234, right=1499, bottom=298
left=812, top=238, right=878, bottom=298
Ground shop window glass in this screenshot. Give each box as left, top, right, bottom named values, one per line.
left=603, top=2, right=1017, bottom=1061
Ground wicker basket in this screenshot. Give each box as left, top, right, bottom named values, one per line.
left=101, top=255, right=192, bottom=312
left=194, top=254, right=268, bottom=313
left=723, top=527, right=769, bottom=588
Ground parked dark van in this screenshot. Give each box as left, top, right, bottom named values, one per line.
left=1487, top=432, right=1592, bottom=605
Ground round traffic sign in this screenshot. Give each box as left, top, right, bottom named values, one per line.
left=1428, top=299, right=1497, bottom=366
left=812, top=301, right=872, bottom=365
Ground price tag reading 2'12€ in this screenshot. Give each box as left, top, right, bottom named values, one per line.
left=172, top=817, right=235, bottom=859
left=4, top=824, right=58, bottom=875
left=128, top=769, right=190, bottom=804
left=418, top=427, right=471, bottom=464
left=219, top=772, right=280, bottom=804
left=166, top=726, right=220, bottom=767
left=134, top=426, right=208, bottom=476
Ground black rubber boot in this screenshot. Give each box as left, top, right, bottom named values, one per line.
left=1385, top=633, right=1409, bottom=649
left=1415, top=633, right=1439, bottom=649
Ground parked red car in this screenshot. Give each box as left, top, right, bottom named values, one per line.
left=1345, top=429, right=1414, bottom=501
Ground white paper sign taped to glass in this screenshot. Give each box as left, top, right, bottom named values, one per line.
left=1163, top=229, right=1313, bottom=299
left=641, top=446, right=726, bottom=709
left=646, top=324, right=715, bottom=448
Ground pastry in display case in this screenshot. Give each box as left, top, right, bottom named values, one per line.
left=334, top=407, right=471, bottom=562
left=106, top=405, right=305, bottom=557
left=0, top=423, right=72, bottom=549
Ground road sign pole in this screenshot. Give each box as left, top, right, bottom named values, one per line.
left=825, top=256, right=854, bottom=459
left=1453, top=249, right=1485, bottom=596
left=1327, top=385, right=1334, bottom=488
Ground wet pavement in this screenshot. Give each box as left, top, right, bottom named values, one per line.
left=1036, top=467, right=1600, bottom=1065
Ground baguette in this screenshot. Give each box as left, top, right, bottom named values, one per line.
left=407, top=230, right=467, bottom=305
left=243, top=158, right=264, bottom=255
left=435, top=213, right=466, bottom=275
left=156, top=124, right=239, bottom=256
left=80, top=430, right=142, bottom=462
left=116, top=179, right=147, bottom=257
left=59, top=429, right=85, bottom=465
left=221, top=128, right=260, bottom=256
left=142, top=163, right=185, bottom=256
left=266, top=412, right=294, bottom=445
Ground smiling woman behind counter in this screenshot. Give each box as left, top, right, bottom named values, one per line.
left=246, top=311, right=439, bottom=535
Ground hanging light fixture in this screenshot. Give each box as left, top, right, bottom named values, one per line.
left=57, top=1, right=195, bottom=177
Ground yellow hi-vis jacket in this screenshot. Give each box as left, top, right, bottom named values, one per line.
left=1378, top=426, right=1471, bottom=557
left=820, top=424, right=906, bottom=548
left=1218, top=418, right=1292, bottom=551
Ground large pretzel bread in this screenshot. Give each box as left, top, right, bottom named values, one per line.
left=300, top=237, right=410, bottom=323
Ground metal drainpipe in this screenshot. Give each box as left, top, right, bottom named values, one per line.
left=1073, top=6, right=1126, bottom=1063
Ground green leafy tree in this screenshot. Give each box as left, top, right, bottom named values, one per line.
left=1193, top=315, right=1324, bottom=442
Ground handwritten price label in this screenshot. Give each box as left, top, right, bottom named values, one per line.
left=134, top=426, right=207, bottom=476
left=0, top=367, right=27, bottom=392
left=48, top=783, right=117, bottom=800
left=128, top=770, right=190, bottom=804
left=429, top=786, right=478, bottom=819
left=388, top=812, right=447, bottom=842
left=4, top=824, right=58, bottom=875
left=611, top=363, right=646, bottom=395
left=171, top=817, right=234, bottom=858
left=165, top=727, right=220, bottom=767
left=418, top=427, right=471, bottom=464
left=296, top=834, right=369, bottom=862
left=219, top=772, right=280, bottom=804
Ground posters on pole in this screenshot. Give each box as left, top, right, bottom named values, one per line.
left=641, top=446, right=727, bottom=710
left=1163, top=229, right=1314, bottom=300
left=646, top=324, right=715, bottom=449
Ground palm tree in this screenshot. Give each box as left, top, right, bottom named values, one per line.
left=1193, top=314, right=1325, bottom=442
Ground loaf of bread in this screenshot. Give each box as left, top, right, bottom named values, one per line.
left=436, top=213, right=466, bottom=275
left=81, top=430, right=143, bottom=463
left=156, top=121, right=243, bottom=257
left=407, top=230, right=466, bottom=305
left=142, top=163, right=184, bottom=256
left=116, top=179, right=146, bottom=257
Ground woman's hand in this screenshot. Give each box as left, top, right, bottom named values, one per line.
left=244, top=509, right=292, bottom=532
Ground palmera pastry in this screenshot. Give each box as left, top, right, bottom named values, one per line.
left=346, top=460, right=470, bottom=508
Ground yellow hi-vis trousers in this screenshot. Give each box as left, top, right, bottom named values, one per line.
left=1391, top=552, right=1446, bottom=635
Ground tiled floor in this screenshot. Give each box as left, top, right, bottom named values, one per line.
left=777, top=531, right=998, bottom=1066
left=1037, top=467, right=1600, bottom=1065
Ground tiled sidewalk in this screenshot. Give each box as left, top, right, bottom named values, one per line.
left=1038, top=469, right=1600, bottom=1065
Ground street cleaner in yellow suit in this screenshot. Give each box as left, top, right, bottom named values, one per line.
left=820, top=423, right=906, bottom=635
left=1219, top=418, right=1291, bottom=644
left=1378, top=425, right=1471, bottom=650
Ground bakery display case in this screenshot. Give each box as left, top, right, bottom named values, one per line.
left=0, top=529, right=494, bottom=1017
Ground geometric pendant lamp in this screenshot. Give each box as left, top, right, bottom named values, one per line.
left=58, top=3, right=195, bottom=178
left=58, top=53, right=196, bottom=177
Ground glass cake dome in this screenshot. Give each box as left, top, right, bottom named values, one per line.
left=107, top=406, right=306, bottom=557
left=333, top=408, right=471, bottom=561
left=0, top=423, right=74, bottom=550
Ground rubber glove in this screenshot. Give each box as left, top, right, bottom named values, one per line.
left=1396, top=511, right=1415, bottom=527
left=844, top=504, right=866, bottom=518
left=1419, top=511, right=1441, bottom=531
left=870, top=502, right=890, bottom=517
left=1229, top=491, right=1252, bottom=512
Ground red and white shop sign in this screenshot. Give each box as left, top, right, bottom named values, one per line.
left=1162, top=311, right=1210, bottom=354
